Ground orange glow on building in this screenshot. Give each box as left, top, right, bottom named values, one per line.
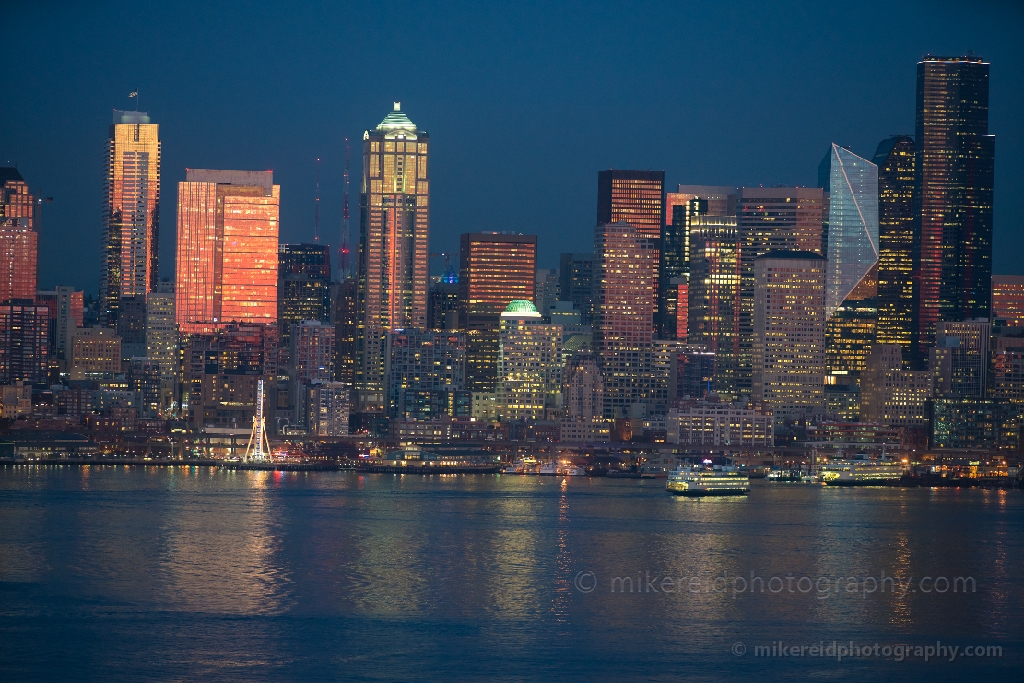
left=101, top=110, right=161, bottom=325
left=597, top=170, right=664, bottom=241
left=176, top=170, right=279, bottom=334
left=0, top=169, right=38, bottom=301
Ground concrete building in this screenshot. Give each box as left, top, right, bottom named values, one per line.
left=0, top=299, right=49, bottom=383
left=498, top=301, right=562, bottom=421
left=70, top=327, right=121, bottom=381
left=860, top=344, right=932, bottom=427
left=667, top=403, right=774, bottom=447
left=385, top=328, right=467, bottom=420
left=752, top=251, right=827, bottom=421
left=931, top=319, right=990, bottom=398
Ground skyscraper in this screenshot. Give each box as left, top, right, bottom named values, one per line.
left=753, top=251, right=827, bottom=421
left=498, top=300, right=562, bottom=421
left=146, top=282, right=177, bottom=413
left=0, top=168, right=38, bottom=301
left=357, top=103, right=430, bottom=410
left=992, top=276, right=1024, bottom=327
left=594, top=221, right=659, bottom=418
left=873, top=136, right=916, bottom=363
left=459, top=232, right=537, bottom=393
left=597, top=170, right=665, bottom=241
left=175, top=170, right=280, bottom=334
left=35, top=286, right=83, bottom=361
left=101, top=110, right=161, bottom=326
left=914, top=55, right=995, bottom=357
left=278, top=243, right=331, bottom=352
left=821, top=143, right=878, bottom=318
left=0, top=300, right=49, bottom=384
left=687, top=215, right=741, bottom=399
left=558, top=253, right=594, bottom=323
left=738, top=187, right=827, bottom=396
left=385, top=329, right=466, bottom=420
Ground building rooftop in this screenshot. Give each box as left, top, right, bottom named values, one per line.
left=755, top=250, right=827, bottom=261
left=375, top=102, right=421, bottom=134
left=0, top=167, right=25, bottom=185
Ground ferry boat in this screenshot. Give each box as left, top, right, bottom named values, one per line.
left=818, top=457, right=906, bottom=486
left=503, top=461, right=525, bottom=474
left=559, top=465, right=586, bottom=476
left=666, top=465, right=750, bottom=496
left=538, top=461, right=559, bottom=475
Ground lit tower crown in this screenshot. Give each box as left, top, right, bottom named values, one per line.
left=356, top=102, right=430, bottom=409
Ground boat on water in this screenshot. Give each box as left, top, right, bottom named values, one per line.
left=818, top=456, right=905, bottom=486
left=666, top=464, right=750, bottom=496
left=559, top=465, right=586, bottom=476
left=538, top=461, right=559, bottom=475
left=766, top=468, right=816, bottom=483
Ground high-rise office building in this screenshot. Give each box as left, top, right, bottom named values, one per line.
left=291, top=320, right=336, bottom=387
left=992, top=276, right=1024, bottom=327
left=597, top=170, right=665, bottom=241
left=35, top=286, right=83, bottom=361
left=146, top=283, right=177, bottom=412
left=176, top=170, right=280, bottom=334
left=558, top=253, right=594, bottom=323
left=687, top=215, right=741, bottom=399
left=753, top=251, right=827, bottom=421
left=116, top=294, right=148, bottom=359
left=101, top=110, right=161, bottom=326
left=459, top=233, right=537, bottom=393
left=738, top=187, right=826, bottom=396
left=331, top=278, right=358, bottom=385
left=0, top=168, right=38, bottom=302
left=560, top=353, right=609, bottom=443
left=70, top=327, right=121, bottom=381
left=0, top=300, right=49, bottom=383
left=873, top=136, right=916, bottom=363
left=860, top=344, right=932, bottom=427
left=357, top=103, right=430, bottom=410
left=428, top=280, right=460, bottom=330
left=594, top=221, right=659, bottom=418
left=300, top=381, right=350, bottom=436
left=914, top=55, right=995, bottom=358
left=385, top=329, right=466, bottom=420
left=498, top=300, right=562, bottom=421
left=661, top=187, right=738, bottom=338
left=820, top=143, right=878, bottom=318
left=931, top=319, right=990, bottom=398
left=278, top=243, right=331, bottom=352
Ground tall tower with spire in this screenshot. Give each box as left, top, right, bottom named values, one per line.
left=356, top=102, right=430, bottom=410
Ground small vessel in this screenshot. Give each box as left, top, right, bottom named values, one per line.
left=538, top=461, right=558, bottom=475
left=559, top=465, right=586, bottom=476
left=666, top=464, right=750, bottom=496
left=503, top=461, right=525, bottom=474
left=819, top=456, right=905, bottom=486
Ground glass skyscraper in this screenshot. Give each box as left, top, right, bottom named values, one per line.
left=914, top=55, right=995, bottom=358
left=596, top=170, right=665, bottom=241
left=873, top=135, right=916, bottom=364
left=821, top=143, right=879, bottom=318
left=101, top=110, right=161, bottom=327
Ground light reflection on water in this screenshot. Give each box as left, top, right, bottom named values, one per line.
left=0, top=466, right=1021, bottom=682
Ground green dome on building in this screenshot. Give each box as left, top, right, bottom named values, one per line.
left=504, top=299, right=538, bottom=313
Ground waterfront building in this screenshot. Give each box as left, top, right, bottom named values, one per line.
left=687, top=215, right=741, bottom=399
left=560, top=353, right=608, bottom=442
left=738, top=187, right=827, bottom=396
left=175, top=169, right=280, bottom=334
left=128, top=357, right=162, bottom=418
left=597, top=170, right=665, bottom=241
left=300, top=381, right=350, bottom=436
left=860, top=344, right=932, bottom=427
left=356, top=103, right=430, bottom=411
left=666, top=402, right=774, bottom=448
left=385, top=328, right=467, bottom=420
left=35, top=286, right=83, bottom=361
left=101, top=110, right=161, bottom=326
left=914, top=55, right=995, bottom=359
left=930, top=319, right=990, bottom=398
left=0, top=382, right=32, bottom=419
left=0, top=299, right=49, bottom=383
left=992, top=276, right=1024, bottom=327
left=873, top=136, right=916, bottom=363
left=594, top=221, right=659, bottom=418
left=459, top=232, right=537, bottom=393
left=930, top=399, right=1020, bottom=452
left=70, top=327, right=121, bottom=381
left=0, top=168, right=38, bottom=302
left=498, top=300, right=562, bottom=421
left=752, top=251, right=827, bottom=421
left=278, top=244, right=331, bottom=353
left=181, top=324, right=277, bottom=430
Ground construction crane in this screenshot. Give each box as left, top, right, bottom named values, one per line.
left=313, top=157, right=321, bottom=242
left=338, top=138, right=351, bottom=279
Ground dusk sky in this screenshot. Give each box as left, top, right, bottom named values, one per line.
left=3, top=0, right=1021, bottom=293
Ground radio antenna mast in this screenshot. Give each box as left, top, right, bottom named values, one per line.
left=340, top=137, right=351, bottom=279
left=314, top=157, right=321, bottom=242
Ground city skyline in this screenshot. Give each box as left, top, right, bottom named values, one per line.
left=2, top=2, right=1020, bottom=294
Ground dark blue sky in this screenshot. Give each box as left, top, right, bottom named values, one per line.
left=3, top=1, right=1022, bottom=293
